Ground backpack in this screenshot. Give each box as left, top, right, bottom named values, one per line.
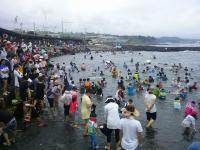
left=85, top=81, right=91, bottom=89
left=88, top=121, right=96, bottom=134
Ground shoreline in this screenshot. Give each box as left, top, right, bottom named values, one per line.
left=56, top=45, right=200, bottom=56
left=86, top=45, right=200, bottom=53
left=48, top=45, right=200, bottom=60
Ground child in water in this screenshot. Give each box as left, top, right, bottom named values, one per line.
left=69, top=95, right=78, bottom=127
left=124, top=99, right=134, bottom=107
left=87, top=105, right=99, bottom=149
left=127, top=83, right=135, bottom=95
left=115, top=87, right=125, bottom=105
left=174, top=97, right=181, bottom=110
left=198, top=99, right=200, bottom=109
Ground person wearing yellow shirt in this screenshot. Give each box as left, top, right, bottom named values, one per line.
left=81, top=89, right=93, bottom=136
left=18, top=65, right=23, bottom=74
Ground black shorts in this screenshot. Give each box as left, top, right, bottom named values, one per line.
left=31, top=107, right=40, bottom=118
left=36, top=97, right=44, bottom=101
left=64, top=105, right=70, bottom=116
left=146, top=112, right=157, bottom=120
left=21, top=95, right=28, bottom=102
left=48, top=98, right=54, bottom=108
left=3, top=118, right=17, bottom=134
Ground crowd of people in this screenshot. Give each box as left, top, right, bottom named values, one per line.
left=0, top=33, right=81, bottom=146
left=0, top=32, right=200, bottom=150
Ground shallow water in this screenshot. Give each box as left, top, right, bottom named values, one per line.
left=50, top=51, right=200, bottom=150
left=3, top=51, right=200, bottom=150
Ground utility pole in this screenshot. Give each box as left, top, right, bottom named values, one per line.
left=14, top=16, right=18, bottom=31
left=20, top=22, right=23, bottom=34
left=43, top=24, right=45, bottom=33
left=61, top=20, right=72, bottom=37
left=61, top=21, right=64, bottom=36
left=84, top=27, right=87, bottom=51
left=33, top=22, right=36, bottom=36
left=53, top=26, right=56, bottom=33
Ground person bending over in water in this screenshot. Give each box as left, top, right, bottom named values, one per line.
left=181, top=114, right=197, bottom=139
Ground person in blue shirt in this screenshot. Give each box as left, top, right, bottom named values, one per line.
left=127, top=83, right=135, bottom=95
left=186, top=142, right=200, bottom=150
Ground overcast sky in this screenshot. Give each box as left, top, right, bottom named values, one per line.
left=0, top=0, right=200, bottom=38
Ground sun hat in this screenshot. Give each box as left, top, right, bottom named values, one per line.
left=121, top=105, right=140, bottom=117
left=64, top=90, right=71, bottom=94
left=6, top=41, right=11, bottom=44
left=54, top=80, right=60, bottom=85
left=3, top=40, right=7, bottom=44
left=51, top=74, right=59, bottom=80
left=39, top=73, right=43, bottom=77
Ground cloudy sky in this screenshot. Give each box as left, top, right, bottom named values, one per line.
left=0, top=0, right=200, bottom=38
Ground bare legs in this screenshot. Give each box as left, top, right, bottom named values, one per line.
left=146, top=119, right=155, bottom=128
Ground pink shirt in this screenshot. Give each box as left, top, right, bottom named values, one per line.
left=69, top=100, right=78, bottom=113
left=184, top=102, right=197, bottom=117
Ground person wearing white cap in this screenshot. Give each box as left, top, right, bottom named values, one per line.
left=101, top=96, right=120, bottom=150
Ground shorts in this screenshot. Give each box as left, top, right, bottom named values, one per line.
left=146, top=112, right=157, bottom=120
left=15, top=86, right=20, bottom=91
left=3, top=118, right=17, bottom=135
left=48, top=98, right=54, bottom=108
left=36, top=97, right=44, bottom=102
left=69, top=112, right=76, bottom=121
left=21, top=95, right=28, bottom=102
left=64, top=105, right=70, bottom=116
left=31, top=107, right=40, bottom=118
left=30, top=102, right=41, bottom=118
left=121, top=146, right=139, bottom=150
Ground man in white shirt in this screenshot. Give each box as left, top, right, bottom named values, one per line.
left=144, top=88, right=157, bottom=128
